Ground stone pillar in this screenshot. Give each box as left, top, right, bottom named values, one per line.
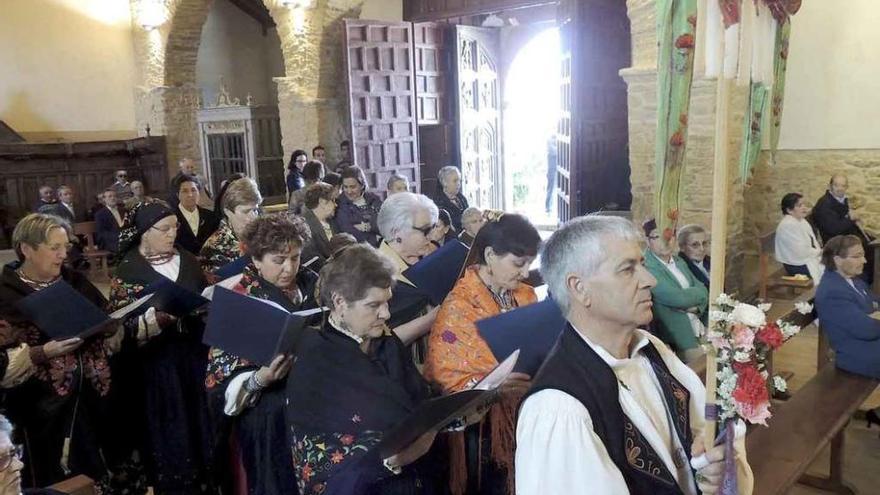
left=275, top=78, right=349, bottom=163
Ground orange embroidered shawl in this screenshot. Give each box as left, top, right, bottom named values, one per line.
left=424, top=266, right=537, bottom=393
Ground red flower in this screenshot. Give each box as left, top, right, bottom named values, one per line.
left=732, top=365, right=770, bottom=407
left=670, top=131, right=685, bottom=147
left=663, top=227, right=675, bottom=242
left=687, top=15, right=697, bottom=27
left=302, top=464, right=313, bottom=481
left=666, top=208, right=680, bottom=221
left=330, top=451, right=345, bottom=464
left=675, top=33, right=695, bottom=50
left=756, top=322, right=784, bottom=350
left=679, top=113, right=688, bottom=126
left=340, top=434, right=354, bottom=446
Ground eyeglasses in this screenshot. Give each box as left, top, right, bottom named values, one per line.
left=412, top=223, right=436, bottom=237
left=687, top=241, right=710, bottom=248
left=647, top=235, right=661, bottom=241
left=0, top=445, right=23, bottom=471
left=151, top=223, right=179, bottom=234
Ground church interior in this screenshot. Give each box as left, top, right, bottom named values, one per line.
left=2, top=0, right=880, bottom=494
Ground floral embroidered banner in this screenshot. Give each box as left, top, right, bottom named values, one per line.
left=769, top=18, right=791, bottom=162
left=655, top=0, right=698, bottom=240
left=738, top=82, right=770, bottom=183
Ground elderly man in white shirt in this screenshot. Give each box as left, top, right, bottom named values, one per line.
left=775, top=192, right=824, bottom=281
left=516, top=216, right=752, bottom=495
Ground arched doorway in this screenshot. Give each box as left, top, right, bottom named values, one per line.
left=502, top=27, right=561, bottom=226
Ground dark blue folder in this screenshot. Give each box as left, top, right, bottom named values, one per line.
left=402, top=240, right=469, bottom=305
left=476, top=298, right=567, bottom=376
left=214, top=256, right=250, bottom=279
left=203, top=286, right=319, bottom=366
left=142, top=278, right=210, bottom=317
left=15, top=281, right=115, bottom=339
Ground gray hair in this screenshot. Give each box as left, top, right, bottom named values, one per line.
left=386, top=173, right=409, bottom=190
left=540, top=215, right=642, bottom=315
left=0, top=414, right=11, bottom=436
left=677, top=224, right=706, bottom=248
left=438, top=166, right=460, bottom=186
left=461, top=207, right=482, bottom=223
left=377, top=191, right=439, bottom=239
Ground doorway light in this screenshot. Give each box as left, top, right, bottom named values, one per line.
left=138, top=0, right=167, bottom=31
left=281, top=0, right=313, bottom=8
left=482, top=14, right=505, bottom=28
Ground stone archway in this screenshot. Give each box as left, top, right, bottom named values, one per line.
left=129, top=0, right=367, bottom=179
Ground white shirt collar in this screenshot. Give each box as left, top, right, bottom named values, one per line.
left=569, top=324, right=652, bottom=369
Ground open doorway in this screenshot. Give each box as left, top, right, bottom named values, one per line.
left=502, top=27, right=561, bottom=227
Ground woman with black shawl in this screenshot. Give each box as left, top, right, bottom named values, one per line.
left=108, top=201, right=215, bottom=494
left=205, top=213, right=318, bottom=494
left=286, top=244, right=444, bottom=495
left=0, top=213, right=133, bottom=491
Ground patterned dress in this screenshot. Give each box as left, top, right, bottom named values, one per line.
left=0, top=262, right=144, bottom=492
left=109, top=249, right=216, bottom=494
left=424, top=266, right=537, bottom=495
left=199, top=219, right=242, bottom=281
left=205, top=263, right=317, bottom=495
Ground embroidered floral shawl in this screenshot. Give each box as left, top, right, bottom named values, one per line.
left=199, top=219, right=242, bottom=280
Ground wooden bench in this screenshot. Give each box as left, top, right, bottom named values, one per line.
left=49, top=474, right=96, bottom=495
left=72, top=221, right=111, bottom=280
left=746, top=309, right=879, bottom=494
left=758, top=231, right=813, bottom=300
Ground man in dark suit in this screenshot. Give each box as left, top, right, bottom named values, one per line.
left=39, top=185, right=85, bottom=223
left=813, top=174, right=874, bottom=283
left=94, top=189, right=125, bottom=254
left=32, top=185, right=56, bottom=212
left=169, top=158, right=212, bottom=206
left=172, top=174, right=218, bottom=255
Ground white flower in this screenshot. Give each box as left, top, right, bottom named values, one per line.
left=709, top=310, right=730, bottom=323
left=757, top=302, right=772, bottom=312
left=730, top=303, right=766, bottom=328
left=773, top=375, right=788, bottom=393
left=795, top=301, right=814, bottom=315
left=778, top=320, right=802, bottom=339
left=716, top=293, right=736, bottom=307
left=733, top=350, right=751, bottom=363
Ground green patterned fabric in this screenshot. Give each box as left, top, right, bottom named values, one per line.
left=655, top=0, right=697, bottom=240
left=769, top=18, right=791, bottom=161
left=739, top=81, right=770, bottom=182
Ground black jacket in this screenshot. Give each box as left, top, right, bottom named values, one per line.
left=94, top=207, right=123, bottom=253
left=812, top=191, right=861, bottom=242
left=175, top=206, right=219, bottom=255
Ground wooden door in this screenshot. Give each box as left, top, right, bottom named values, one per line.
left=344, top=20, right=421, bottom=195
left=455, top=25, right=502, bottom=210
left=556, top=0, right=632, bottom=222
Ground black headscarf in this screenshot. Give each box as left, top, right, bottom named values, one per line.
left=117, top=200, right=176, bottom=255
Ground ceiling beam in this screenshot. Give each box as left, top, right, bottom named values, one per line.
left=228, top=0, right=276, bottom=32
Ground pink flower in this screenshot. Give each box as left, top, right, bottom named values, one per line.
left=731, top=324, right=755, bottom=352
left=706, top=330, right=730, bottom=350
left=735, top=399, right=772, bottom=426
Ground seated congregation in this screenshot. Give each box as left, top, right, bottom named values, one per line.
left=2, top=154, right=879, bottom=495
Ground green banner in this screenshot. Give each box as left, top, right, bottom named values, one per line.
left=769, top=18, right=791, bottom=162
left=655, top=0, right=697, bottom=239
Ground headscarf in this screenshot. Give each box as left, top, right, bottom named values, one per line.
left=117, top=200, right=175, bottom=255
left=642, top=218, right=658, bottom=237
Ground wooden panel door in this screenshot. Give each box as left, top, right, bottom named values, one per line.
left=413, top=22, right=449, bottom=125
left=455, top=25, right=502, bottom=209
left=556, top=0, right=578, bottom=222
left=345, top=20, right=421, bottom=195
left=557, top=0, right=632, bottom=222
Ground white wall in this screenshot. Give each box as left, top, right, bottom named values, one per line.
left=360, top=0, right=403, bottom=22
left=196, top=0, right=285, bottom=107
left=0, top=0, right=138, bottom=142
left=778, top=0, right=880, bottom=150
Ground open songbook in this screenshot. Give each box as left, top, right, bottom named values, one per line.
left=141, top=278, right=211, bottom=317
left=476, top=298, right=567, bottom=376
left=15, top=280, right=154, bottom=340
left=200, top=273, right=244, bottom=301
left=203, top=286, right=326, bottom=366
left=401, top=239, right=469, bottom=305
left=214, top=256, right=250, bottom=279
left=376, top=349, right=520, bottom=459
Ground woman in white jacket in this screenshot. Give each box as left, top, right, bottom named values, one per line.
left=775, top=192, right=824, bottom=281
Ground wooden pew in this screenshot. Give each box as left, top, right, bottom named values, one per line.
left=745, top=307, right=879, bottom=495
left=757, top=231, right=813, bottom=300
left=49, top=474, right=95, bottom=495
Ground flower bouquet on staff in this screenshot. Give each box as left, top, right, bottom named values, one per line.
left=702, top=293, right=809, bottom=493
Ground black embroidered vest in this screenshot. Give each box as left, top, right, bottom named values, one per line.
left=524, top=325, right=696, bottom=495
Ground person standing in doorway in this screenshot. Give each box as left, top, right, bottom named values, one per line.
left=545, top=134, right=558, bottom=215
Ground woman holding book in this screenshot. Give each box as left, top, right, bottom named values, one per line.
left=376, top=192, right=443, bottom=358
left=0, top=213, right=129, bottom=490
left=424, top=212, right=541, bottom=495
left=109, top=201, right=215, bottom=494
left=286, top=244, right=444, bottom=495
left=200, top=176, right=262, bottom=280
left=205, top=213, right=318, bottom=494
